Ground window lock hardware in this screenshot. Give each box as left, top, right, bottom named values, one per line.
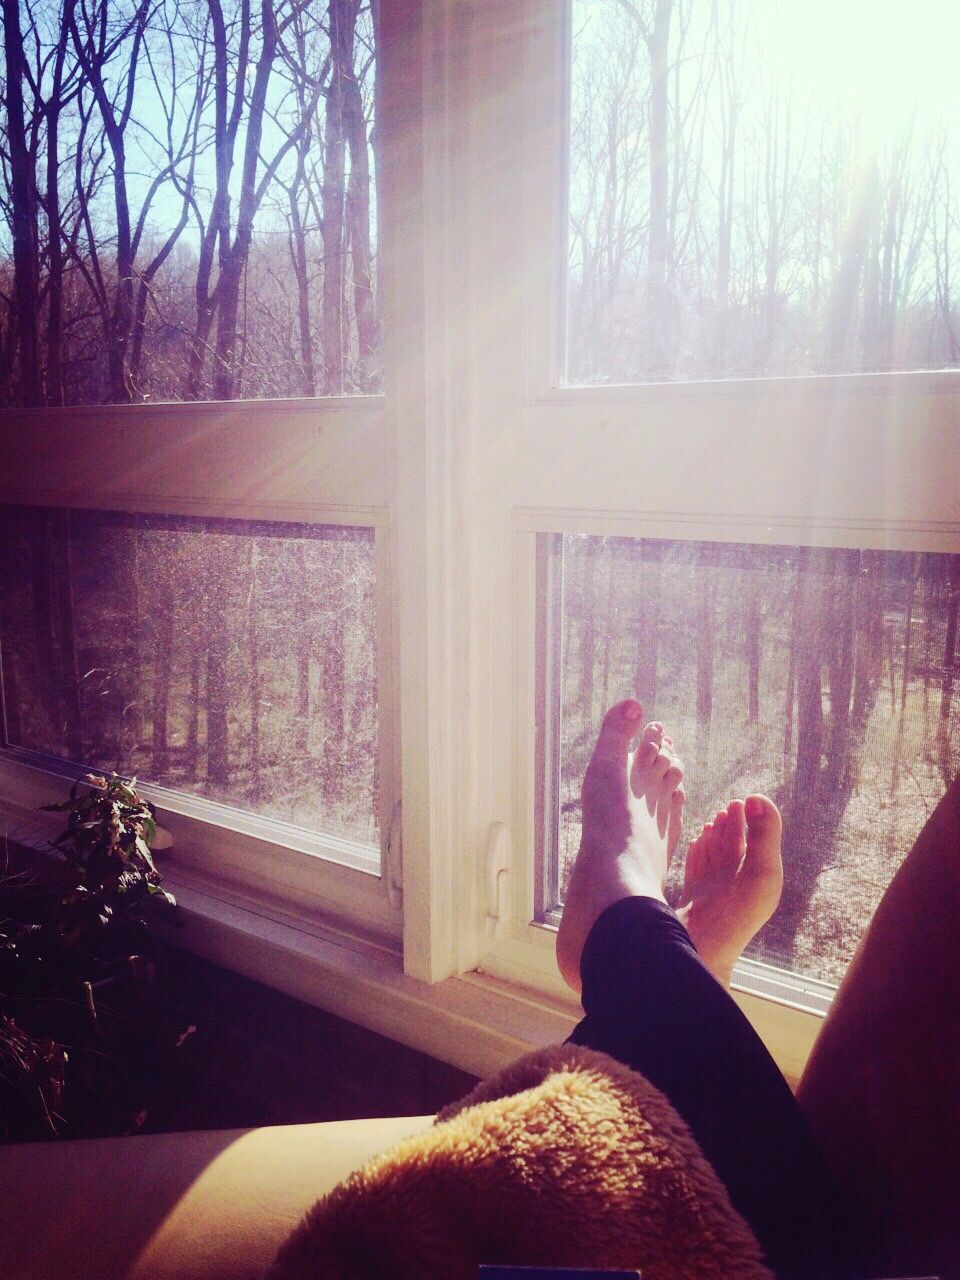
left=485, top=821, right=511, bottom=936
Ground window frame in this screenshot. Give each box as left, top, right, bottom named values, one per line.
left=460, top=0, right=960, bottom=1062
left=0, top=0, right=958, bottom=1086
left=0, top=394, right=402, bottom=943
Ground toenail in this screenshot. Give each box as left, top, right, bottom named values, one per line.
left=624, top=703, right=643, bottom=720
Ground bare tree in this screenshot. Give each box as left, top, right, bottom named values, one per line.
left=3, top=0, right=42, bottom=404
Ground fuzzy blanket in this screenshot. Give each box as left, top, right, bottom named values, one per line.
left=267, top=1044, right=773, bottom=1280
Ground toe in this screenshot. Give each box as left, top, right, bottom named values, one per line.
left=630, top=721, right=664, bottom=781
left=593, top=700, right=645, bottom=765
left=582, top=702, right=643, bottom=847
left=656, top=757, right=683, bottom=826
left=682, top=823, right=708, bottom=901
left=743, top=795, right=784, bottom=877
left=721, top=799, right=747, bottom=872
left=706, top=810, right=727, bottom=872
left=650, top=750, right=673, bottom=781
left=659, top=757, right=683, bottom=802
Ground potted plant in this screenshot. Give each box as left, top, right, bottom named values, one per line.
left=0, top=773, right=192, bottom=1140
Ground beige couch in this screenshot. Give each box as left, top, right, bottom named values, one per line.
left=0, top=1115, right=432, bottom=1280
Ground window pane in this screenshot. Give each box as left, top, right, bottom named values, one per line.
left=1, top=0, right=379, bottom=407
left=0, top=507, right=379, bottom=855
left=542, top=534, right=960, bottom=987
left=567, top=0, right=960, bottom=385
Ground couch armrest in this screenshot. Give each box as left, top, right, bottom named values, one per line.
left=0, top=1115, right=433, bottom=1280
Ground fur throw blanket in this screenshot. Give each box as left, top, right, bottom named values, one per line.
left=267, top=1044, right=773, bottom=1280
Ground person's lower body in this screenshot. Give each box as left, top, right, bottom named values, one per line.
left=568, top=895, right=862, bottom=1280
left=555, top=700, right=865, bottom=1280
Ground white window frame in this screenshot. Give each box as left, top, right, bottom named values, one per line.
left=1, top=0, right=958, bottom=1084
left=0, top=395, right=402, bottom=943
left=456, top=0, right=960, bottom=1072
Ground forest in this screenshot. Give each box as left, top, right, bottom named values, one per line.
left=569, top=0, right=960, bottom=383
left=555, top=536, right=960, bottom=985
left=4, top=0, right=960, bottom=400
left=1, top=0, right=379, bottom=405
left=0, top=506, right=380, bottom=848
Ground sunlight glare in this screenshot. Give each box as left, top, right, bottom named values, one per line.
left=767, top=0, right=960, bottom=142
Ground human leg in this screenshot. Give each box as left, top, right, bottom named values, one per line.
left=558, top=701, right=858, bottom=1280
left=797, top=776, right=960, bottom=1280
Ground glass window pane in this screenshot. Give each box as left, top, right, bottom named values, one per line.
left=567, top=0, right=960, bottom=385
left=542, top=533, right=960, bottom=987
left=0, top=507, right=379, bottom=855
left=0, top=0, right=379, bottom=407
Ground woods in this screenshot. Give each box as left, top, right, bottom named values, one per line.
left=569, top=0, right=960, bottom=383
left=0, top=506, right=379, bottom=846
left=0, top=0, right=379, bottom=406
left=556, top=536, right=960, bottom=983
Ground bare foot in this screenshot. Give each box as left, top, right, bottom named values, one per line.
left=556, top=700, right=684, bottom=995
left=677, top=796, right=784, bottom=988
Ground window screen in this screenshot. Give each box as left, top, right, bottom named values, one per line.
left=540, top=533, right=960, bottom=986
left=0, top=506, right=379, bottom=853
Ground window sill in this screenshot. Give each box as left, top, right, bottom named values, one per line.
left=164, top=873, right=822, bottom=1086
left=0, top=788, right=822, bottom=1086
left=160, top=866, right=579, bottom=1081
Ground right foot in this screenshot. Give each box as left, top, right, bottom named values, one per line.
left=677, top=796, right=784, bottom=988
left=556, top=700, right=685, bottom=995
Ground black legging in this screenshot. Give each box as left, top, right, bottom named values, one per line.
left=568, top=897, right=863, bottom=1280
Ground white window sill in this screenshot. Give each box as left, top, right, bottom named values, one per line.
left=162, top=870, right=823, bottom=1085
left=0, top=792, right=822, bottom=1086
left=161, top=865, right=579, bottom=1080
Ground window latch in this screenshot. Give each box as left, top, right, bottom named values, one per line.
left=485, top=821, right=510, bottom=934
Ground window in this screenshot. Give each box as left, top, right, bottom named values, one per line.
left=538, top=534, right=960, bottom=989
left=1, top=0, right=379, bottom=407
left=567, top=0, right=960, bottom=385
left=475, top=0, right=960, bottom=1048
left=0, top=0, right=393, bottom=948
left=1, top=1, right=958, bottom=1077
left=0, top=506, right=379, bottom=861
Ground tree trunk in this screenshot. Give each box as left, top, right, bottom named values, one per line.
left=744, top=576, right=762, bottom=725
left=577, top=544, right=598, bottom=726
left=3, top=0, right=42, bottom=406
left=632, top=541, right=662, bottom=708
left=824, top=555, right=856, bottom=794
left=247, top=542, right=261, bottom=777
left=213, top=1, right=279, bottom=400
left=695, top=544, right=718, bottom=769
left=792, top=552, right=825, bottom=808
left=44, top=33, right=69, bottom=407
left=51, top=512, right=84, bottom=762
left=321, top=0, right=350, bottom=393
left=825, top=153, right=879, bottom=371
left=186, top=650, right=202, bottom=778
left=205, top=543, right=232, bottom=787
left=891, top=568, right=917, bottom=794
left=341, top=6, right=376, bottom=388
left=849, top=551, right=883, bottom=791
left=288, top=178, right=317, bottom=397
left=645, top=0, right=673, bottom=376
left=151, top=605, right=175, bottom=776
left=320, top=543, right=346, bottom=803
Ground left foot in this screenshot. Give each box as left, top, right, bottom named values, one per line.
left=677, top=796, right=784, bottom=988
left=556, top=701, right=685, bottom=995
